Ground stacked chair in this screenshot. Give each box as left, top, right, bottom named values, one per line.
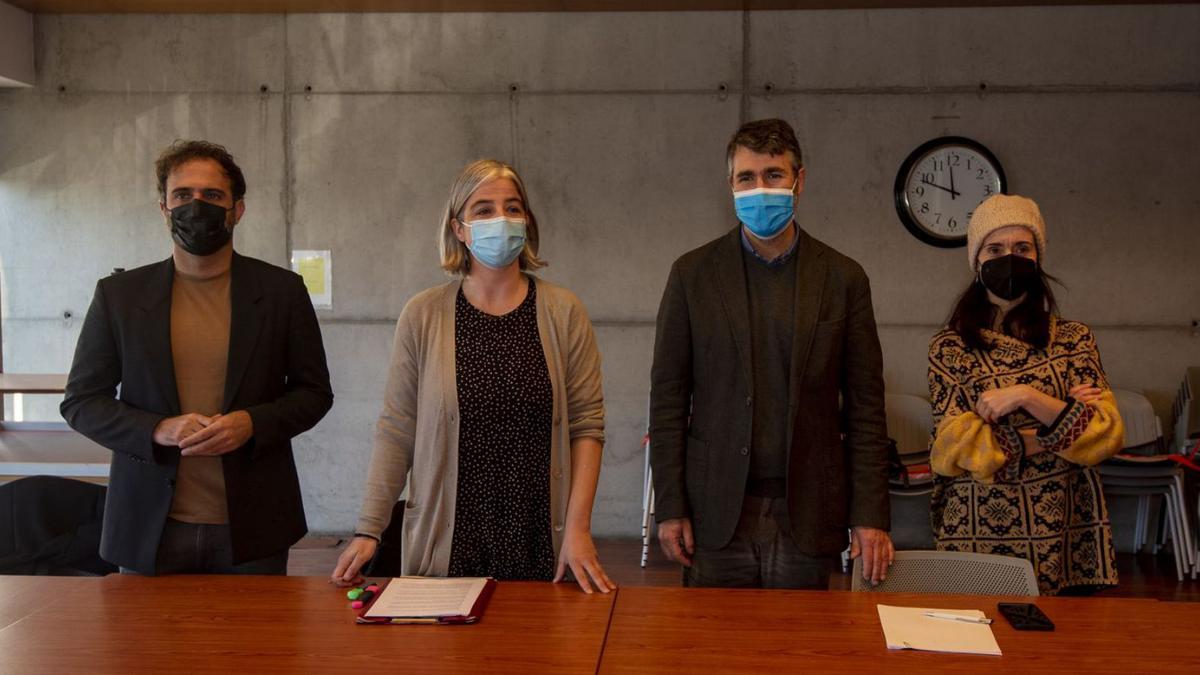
left=885, top=393, right=936, bottom=551
left=1169, top=367, right=1200, bottom=577
left=1099, top=387, right=1193, bottom=580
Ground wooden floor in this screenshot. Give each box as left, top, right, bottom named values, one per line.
left=290, top=536, right=1200, bottom=601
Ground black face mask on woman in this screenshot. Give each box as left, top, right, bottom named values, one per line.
left=169, top=199, right=233, bottom=256
left=979, top=254, right=1039, bottom=301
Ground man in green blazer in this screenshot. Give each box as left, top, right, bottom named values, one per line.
left=650, top=119, right=893, bottom=588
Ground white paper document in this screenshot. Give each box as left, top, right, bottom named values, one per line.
left=877, top=604, right=1002, bottom=656
left=364, top=577, right=489, bottom=619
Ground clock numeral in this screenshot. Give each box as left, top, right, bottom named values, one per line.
left=948, top=217, right=958, bottom=230
left=920, top=202, right=930, bottom=214
left=966, top=211, right=974, bottom=221
left=949, top=153, right=961, bottom=167
left=913, top=185, right=925, bottom=197
left=933, top=212, right=942, bottom=224
left=921, top=172, right=934, bottom=184
left=967, top=158, right=973, bottom=170
left=976, top=168, right=986, bottom=180
left=984, top=184, right=993, bottom=195
left=933, top=159, right=945, bottom=172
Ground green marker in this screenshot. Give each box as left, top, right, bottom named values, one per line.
left=347, top=587, right=363, bottom=600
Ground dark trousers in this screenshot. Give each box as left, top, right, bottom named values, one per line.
left=685, top=496, right=833, bottom=589
left=120, top=518, right=288, bottom=576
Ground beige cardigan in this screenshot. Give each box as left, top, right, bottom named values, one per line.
left=355, top=275, right=606, bottom=576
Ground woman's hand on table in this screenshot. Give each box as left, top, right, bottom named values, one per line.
left=330, top=536, right=378, bottom=587
left=554, top=528, right=616, bottom=595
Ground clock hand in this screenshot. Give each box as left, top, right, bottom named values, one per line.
left=920, top=178, right=957, bottom=196
left=948, top=164, right=960, bottom=199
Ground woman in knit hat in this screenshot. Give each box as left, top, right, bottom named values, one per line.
left=926, top=193, right=1124, bottom=595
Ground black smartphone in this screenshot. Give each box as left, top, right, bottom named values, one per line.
left=997, top=602, right=1055, bottom=631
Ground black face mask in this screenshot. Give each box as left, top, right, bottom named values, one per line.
left=169, top=199, right=233, bottom=256
left=979, top=254, right=1039, bottom=301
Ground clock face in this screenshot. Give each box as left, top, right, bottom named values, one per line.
left=894, top=137, right=1006, bottom=248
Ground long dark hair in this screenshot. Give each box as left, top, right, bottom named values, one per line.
left=948, top=266, right=1061, bottom=351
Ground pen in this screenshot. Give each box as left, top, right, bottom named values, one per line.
left=923, top=612, right=993, bottom=624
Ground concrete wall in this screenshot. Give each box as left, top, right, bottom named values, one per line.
left=0, top=1, right=34, bottom=87
left=1, top=6, right=1197, bottom=537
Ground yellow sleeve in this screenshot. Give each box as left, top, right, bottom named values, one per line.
left=931, top=412, right=1024, bottom=483
left=927, top=333, right=1022, bottom=484
left=1037, top=390, right=1124, bottom=466
left=1038, top=324, right=1124, bottom=465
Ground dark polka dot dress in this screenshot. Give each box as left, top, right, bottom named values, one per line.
left=447, top=280, right=556, bottom=581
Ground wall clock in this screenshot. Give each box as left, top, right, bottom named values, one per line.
left=894, top=136, right=1006, bottom=248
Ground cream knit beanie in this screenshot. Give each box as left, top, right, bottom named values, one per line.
left=966, top=194, right=1046, bottom=271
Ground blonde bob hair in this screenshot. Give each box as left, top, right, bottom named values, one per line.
left=438, top=159, right=547, bottom=275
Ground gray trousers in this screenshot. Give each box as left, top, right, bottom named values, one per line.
left=685, top=496, right=834, bottom=589
left=121, top=518, right=289, bottom=576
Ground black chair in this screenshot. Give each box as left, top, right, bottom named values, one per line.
left=363, top=500, right=405, bottom=577
left=0, top=475, right=117, bottom=576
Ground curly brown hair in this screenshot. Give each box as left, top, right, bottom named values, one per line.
left=154, top=140, right=247, bottom=202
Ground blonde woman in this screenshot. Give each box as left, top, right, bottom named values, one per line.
left=332, top=160, right=614, bottom=593
left=928, top=194, right=1124, bottom=595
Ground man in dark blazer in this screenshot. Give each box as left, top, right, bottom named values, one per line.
left=650, top=119, right=892, bottom=588
left=61, top=140, right=333, bottom=575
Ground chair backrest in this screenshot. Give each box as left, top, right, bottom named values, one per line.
left=0, top=475, right=115, bottom=575
left=884, top=393, right=933, bottom=456
left=1172, top=367, right=1200, bottom=452
left=887, top=492, right=936, bottom=551
left=851, top=550, right=1038, bottom=596
left=1112, top=388, right=1162, bottom=452
left=1096, top=462, right=1182, bottom=481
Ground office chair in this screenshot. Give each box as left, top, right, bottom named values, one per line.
left=851, top=550, right=1038, bottom=596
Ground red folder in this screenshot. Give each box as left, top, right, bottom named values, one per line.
left=356, top=578, right=497, bottom=625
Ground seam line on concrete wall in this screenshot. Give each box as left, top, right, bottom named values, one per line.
left=739, top=8, right=750, bottom=124
left=282, top=13, right=294, bottom=265
left=509, top=84, right=521, bottom=169
left=281, top=89, right=737, bottom=96
left=757, top=84, right=1200, bottom=95
left=29, top=84, right=1199, bottom=96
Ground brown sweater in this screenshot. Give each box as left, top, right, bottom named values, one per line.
left=167, top=268, right=231, bottom=524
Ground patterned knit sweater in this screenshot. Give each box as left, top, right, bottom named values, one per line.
left=927, top=317, right=1125, bottom=595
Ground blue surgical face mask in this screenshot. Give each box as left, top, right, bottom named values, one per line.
left=464, top=216, right=527, bottom=269
left=733, top=183, right=796, bottom=240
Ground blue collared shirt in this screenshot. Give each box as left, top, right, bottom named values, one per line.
left=740, top=221, right=801, bottom=268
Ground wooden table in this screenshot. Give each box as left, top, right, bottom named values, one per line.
left=0, top=576, right=89, bottom=632
left=0, top=576, right=616, bottom=674
left=1, top=577, right=1197, bottom=673
left=599, top=587, right=1200, bottom=674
